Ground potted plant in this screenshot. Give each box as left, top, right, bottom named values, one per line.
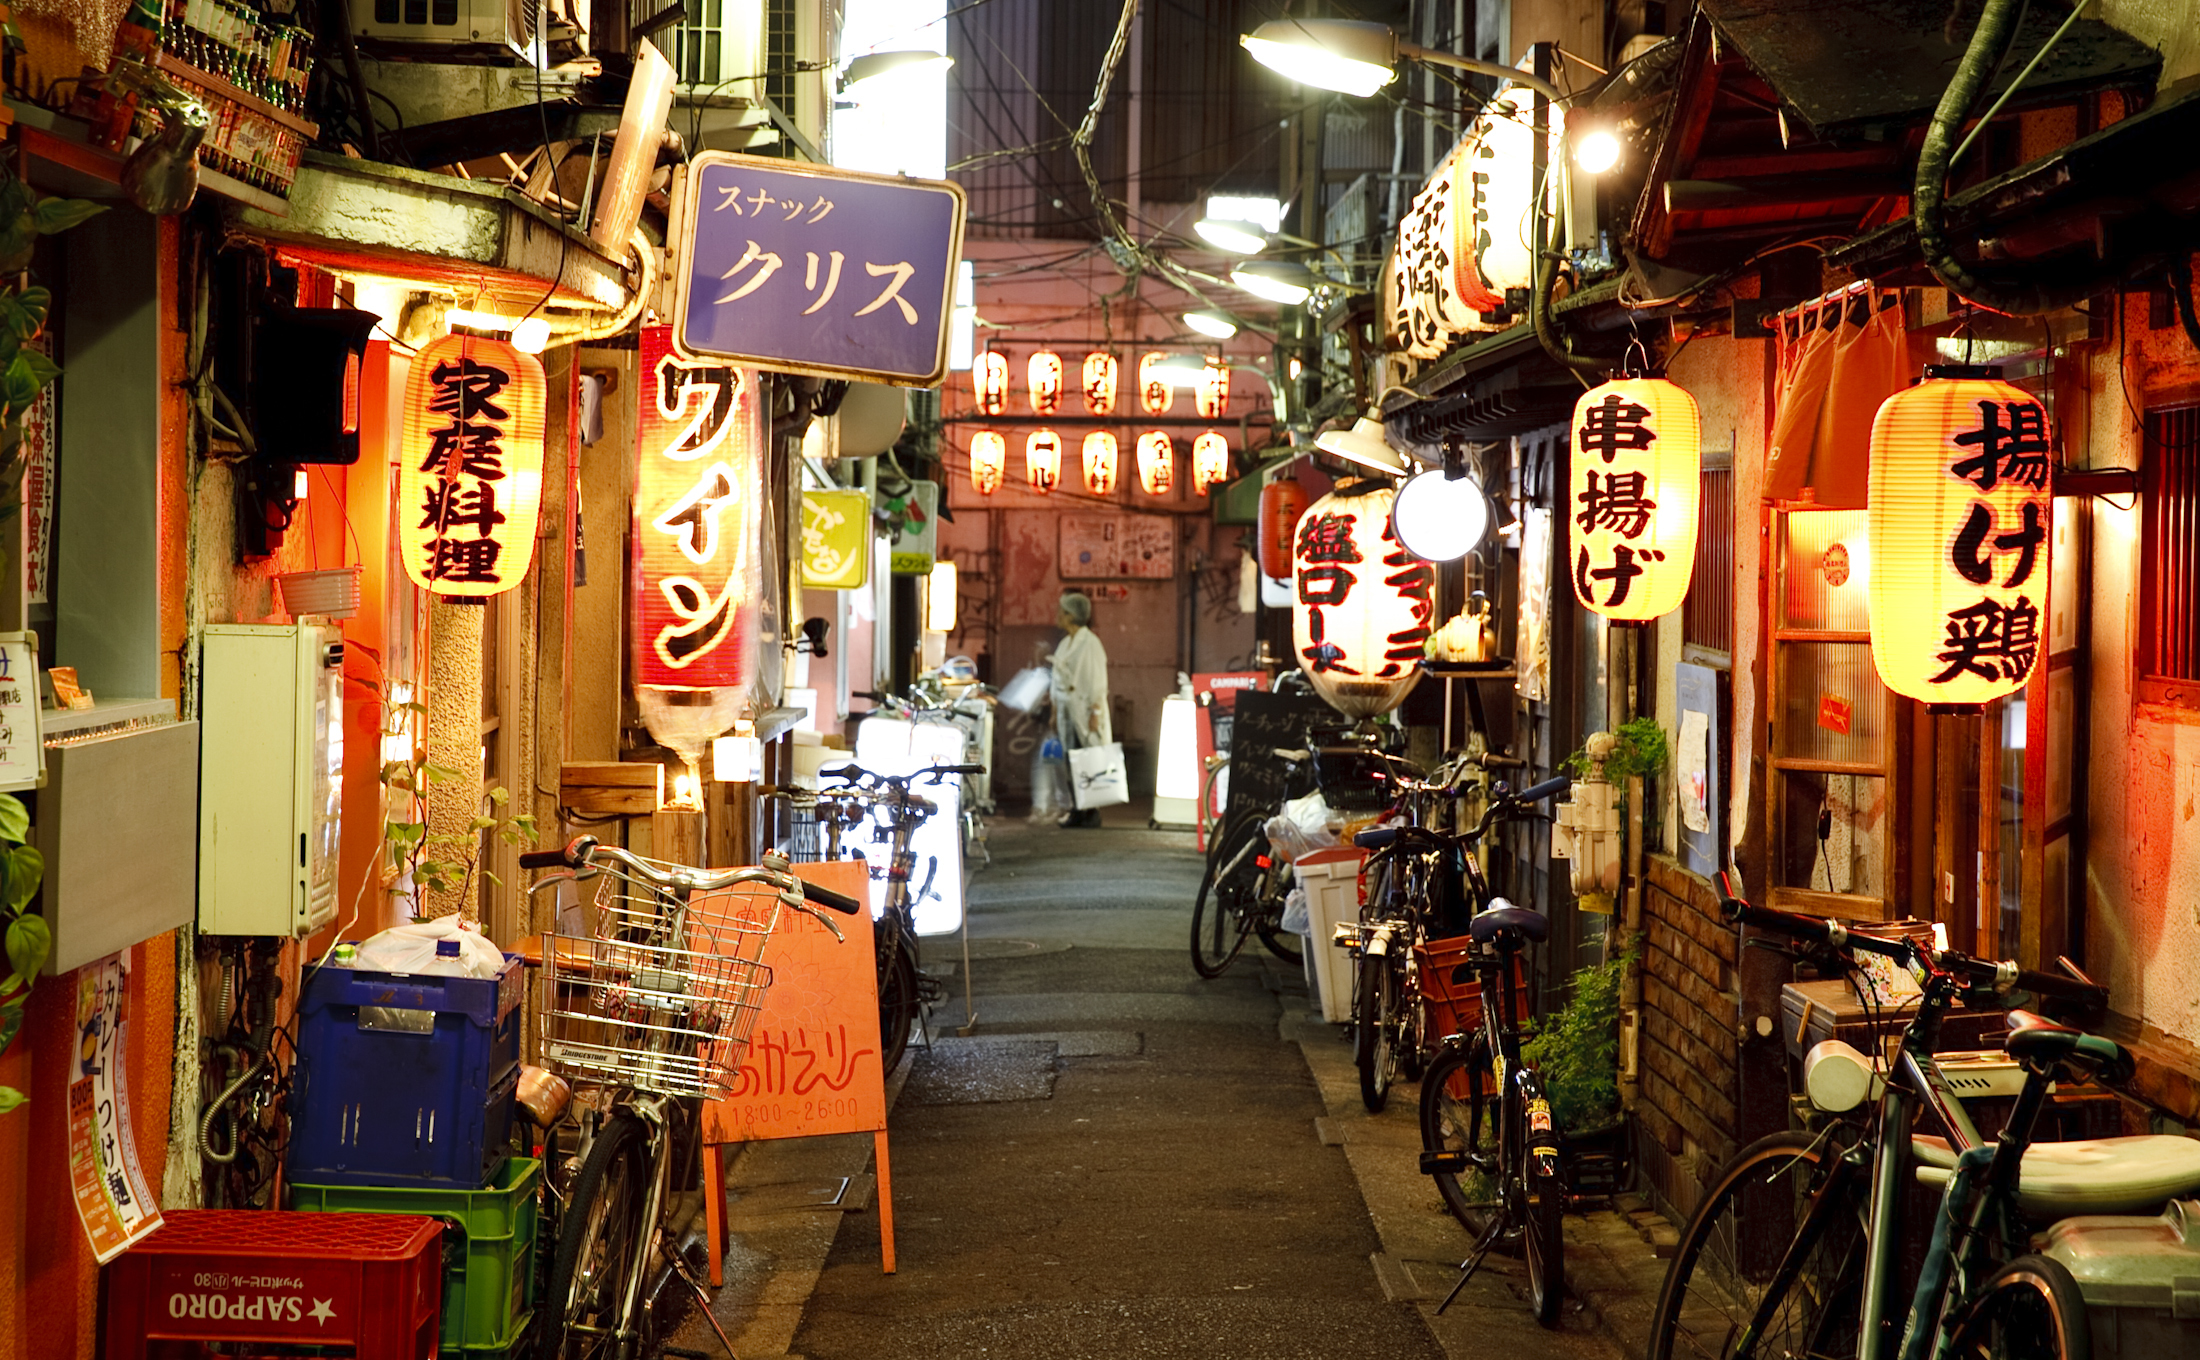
left=0, top=792, right=48, bottom=1113
left=1523, top=947, right=1634, bottom=1197
left=379, top=693, right=537, bottom=920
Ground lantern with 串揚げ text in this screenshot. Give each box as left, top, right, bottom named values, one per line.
left=1028, top=351, right=1064, bottom=415
left=1137, top=431, right=1174, bottom=495
left=1196, top=361, right=1230, bottom=419
left=1192, top=431, right=1231, bottom=495
left=1868, top=366, right=2053, bottom=706
left=1258, top=478, right=1309, bottom=578
left=1082, top=431, right=1119, bottom=495
left=969, top=431, right=1006, bottom=495
left=1082, top=352, right=1118, bottom=415
left=1026, top=430, right=1062, bottom=493
left=399, top=332, right=546, bottom=598
left=1568, top=376, right=1700, bottom=622
left=974, top=350, right=1009, bottom=416
left=1138, top=352, right=1174, bottom=415
left=1292, top=482, right=1433, bottom=718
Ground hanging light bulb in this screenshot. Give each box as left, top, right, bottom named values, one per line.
left=1025, top=429, right=1062, bottom=493
left=969, top=430, right=1006, bottom=495
left=1082, top=431, right=1120, bottom=495
left=1392, top=470, right=1491, bottom=561
left=1137, top=431, right=1175, bottom=495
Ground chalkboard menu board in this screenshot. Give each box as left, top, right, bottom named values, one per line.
left=1220, top=689, right=1337, bottom=829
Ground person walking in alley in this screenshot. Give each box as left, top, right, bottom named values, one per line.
left=1050, top=592, right=1111, bottom=828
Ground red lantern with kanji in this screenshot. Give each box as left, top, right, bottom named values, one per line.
left=969, top=431, right=1006, bottom=495
left=1192, top=431, right=1231, bottom=495
left=974, top=351, right=1009, bottom=416
left=1082, top=431, right=1119, bottom=495
left=1196, top=360, right=1230, bottom=419
left=399, top=332, right=547, bottom=598
left=1138, top=352, right=1174, bottom=415
left=1083, top=352, right=1118, bottom=415
left=1026, top=429, right=1062, bottom=493
left=1291, top=483, right=1433, bottom=718
left=1028, top=351, right=1064, bottom=415
left=1137, top=431, right=1175, bottom=495
left=1868, top=366, right=2052, bottom=706
left=1568, top=376, right=1700, bottom=622
left=1258, top=478, right=1309, bottom=578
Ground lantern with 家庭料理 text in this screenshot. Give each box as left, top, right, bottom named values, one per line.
left=1026, top=430, right=1062, bottom=493
left=1028, top=351, right=1064, bottom=415
left=1568, top=376, right=1700, bottom=622
left=974, top=351, right=1009, bottom=415
left=1083, top=352, right=1118, bottom=415
left=1082, top=432, right=1119, bottom=495
left=1291, top=482, right=1433, bottom=718
left=1868, top=366, right=2053, bottom=706
left=1136, top=431, right=1174, bottom=495
left=969, top=431, right=1005, bottom=495
left=399, top=332, right=546, bottom=599
left=1192, top=431, right=1231, bottom=495
left=1138, top=352, right=1174, bottom=415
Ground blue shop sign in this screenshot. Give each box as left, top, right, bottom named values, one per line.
left=672, top=152, right=966, bottom=387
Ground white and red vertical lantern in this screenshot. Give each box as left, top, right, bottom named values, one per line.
left=1138, top=351, right=1174, bottom=415
left=398, top=332, right=547, bottom=599
left=1192, top=430, right=1231, bottom=495
left=1196, top=360, right=1231, bottom=419
left=1083, top=352, right=1118, bottom=415
left=1137, top=431, right=1175, bottom=495
left=633, top=326, right=761, bottom=688
left=1028, top=351, right=1064, bottom=416
left=1081, top=432, right=1120, bottom=495
left=1868, top=366, right=2053, bottom=705
left=1568, top=375, right=1700, bottom=622
left=1026, top=429, right=1062, bottom=494
left=969, top=430, right=1006, bottom=495
left=974, top=350, right=1009, bottom=416
left=1291, top=483, right=1434, bottom=718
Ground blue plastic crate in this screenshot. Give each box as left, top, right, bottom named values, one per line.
left=288, top=952, right=524, bottom=1189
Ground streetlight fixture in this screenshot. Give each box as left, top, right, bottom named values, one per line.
left=1183, top=308, right=1241, bottom=340
left=840, top=50, right=955, bottom=102
left=1392, top=469, right=1491, bottom=560
left=1315, top=414, right=1408, bottom=476
left=1146, top=354, right=1212, bottom=388
left=1193, top=218, right=1269, bottom=254
left=1230, top=259, right=1319, bottom=306
left=1240, top=19, right=1565, bottom=102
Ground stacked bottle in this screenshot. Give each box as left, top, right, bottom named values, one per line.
left=161, top=0, right=311, bottom=117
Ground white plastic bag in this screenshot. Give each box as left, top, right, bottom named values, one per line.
left=1263, top=790, right=1339, bottom=861
left=1281, top=883, right=1310, bottom=936
left=997, top=666, right=1051, bottom=713
left=355, top=916, right=505, bottom=978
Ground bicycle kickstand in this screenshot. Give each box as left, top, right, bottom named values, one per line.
left=1435, top=1218, right=1505, bottom=1315
left=662, top=1238, right=742, bottom=1360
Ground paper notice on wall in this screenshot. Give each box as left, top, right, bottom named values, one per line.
left=20, top=383, right=52, bottom=605
left=1679, top=708, right=1710, bottom=835
left=68, top=952, right=163, bottom=1262
left=1515, top=506, right=1553, bottom=703
left=0, top=633, right=43, bottom=792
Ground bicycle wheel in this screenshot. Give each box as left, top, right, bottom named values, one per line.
left=540, top=1112, right=652, bottom=1360
left=1356, top=951, right=1403, bottom=1113
left=1420, top=1036, right=1502, bottom=1242
left=878, top=933, right=919, bottom=1074
left=1944, top=1255, right=2089, bottom=1360
left=1190, top=823, right=1261, bottom=978
left=1255, top=908, right=1303, bottom=964
left=1648, top=1131, right=1866, bottom=1360
left=1524, top=1136, right=1566, bottom=1326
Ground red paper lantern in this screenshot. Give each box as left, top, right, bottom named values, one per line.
left=1082, top=432, right=1119, bottom=495
left=1258, top=478, right=1309, bottom=579
left=1028, top=351, right=1064, bottom=416
left=1082, top=352, right=1118, bottom=415
left=974, top=351, right=1009, bottom=416
left=1138, top=352, right=1174, bottom=415
left=1196, top=360, right=1230, bottom=420
left=1868, top=366, right=2052, bottom=705
left=1026, top=429, right=1062, bottom=493
left=1291, top=483, right=1433, bottom=718
left=398, top=332, right=546, bottom=598
left=1192, top=431, right=1231, bottom=495
left=1136, top=431, right=1175, bottom=495
left=1568, top=376, right=1701, bottom=622
left=969, top=431, right=1005, bottom=495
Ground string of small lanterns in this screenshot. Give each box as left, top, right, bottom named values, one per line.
left=963, top=347, right=1237, bottom=497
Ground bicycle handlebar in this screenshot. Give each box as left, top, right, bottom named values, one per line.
left=518, top=836, right=862, bottom=914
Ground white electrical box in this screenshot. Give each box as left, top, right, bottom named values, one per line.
left=199, top=623, right=344, bottom=937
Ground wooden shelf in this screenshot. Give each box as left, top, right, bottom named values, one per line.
left=155, top=52, right=317, bottom=139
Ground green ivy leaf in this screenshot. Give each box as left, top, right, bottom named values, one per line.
left=4, top=913, right=49, bottom=982
left=421, top=764, right=463, bottom=784
left=488, top=787, right=509, bottom=807
left=0, top=1085, right=23, bottom=1115
left=29, top=196, right=106, bottom=236
left=3, top=359, right=37, bottom=411
left=14, top=286, right=49, bottom=334
left=3, top=845, right=42, bottom=910
left=18, top=348, right=60, bottom=392
left=0, top=995, right=21, bottom=1052
left=0, top=794, right=29, bottom=845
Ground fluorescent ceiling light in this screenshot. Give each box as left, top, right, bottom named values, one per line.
left=1230, top=259, right=1315, bottom=305
left=1148, top=354, right=1212, bottom=387
left=1315, top=416, right=1407, bottom=476
left=1241, top=20, right=1398, bottom=97
left=1193, top=218, right=1267, bottom=254
left=1207, top=195, right=1283, bottom=234
left=1183, top=308, right=1240, bottom=339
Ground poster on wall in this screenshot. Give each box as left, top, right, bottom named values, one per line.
left=68, top=952, right=163, bottom=1262
left=1516, top=506, right=1553, bottom=703
left=801, top=488, right=872, bottom=589
left=888, top=481, right=939, bottom=575
left=0, top=633, right=44, bottom=792
left=21, top=384, right=53, bottom=604
left=1058, top=514, right=1174, bottom=579
left=633, top=326, right=763, bottom=689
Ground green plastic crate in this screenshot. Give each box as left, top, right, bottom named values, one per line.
left=292, top=1155, right=539, bottom=1355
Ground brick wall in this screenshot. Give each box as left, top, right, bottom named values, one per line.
left=1635, top=856, right=1740, bottom=1221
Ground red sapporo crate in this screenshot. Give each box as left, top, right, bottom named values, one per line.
left=1416, top=936, right=1530, bottom=1042
left=102, top=1209, right=441, bottom=1360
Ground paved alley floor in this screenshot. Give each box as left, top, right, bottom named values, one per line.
left=675, top=812, right=1665, bottom=1360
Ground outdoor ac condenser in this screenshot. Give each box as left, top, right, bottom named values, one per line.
left=198, top=623, right=344, bottom=938
left=354, top=0, right=585, bottom=64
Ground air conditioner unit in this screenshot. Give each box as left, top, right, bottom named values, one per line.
left=355, top=0, right=586, bottom=65
left=663, top=0, right=765, bottom=91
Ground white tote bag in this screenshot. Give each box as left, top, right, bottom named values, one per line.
left=1067, top=741, right=1130, bottom=810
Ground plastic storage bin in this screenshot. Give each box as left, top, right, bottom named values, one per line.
left=1295, top=848, right=1365, bottom=1023
left=289, top=952, right=523, bottom=1189
left=293, top=1156, right=540, bottom=1355
left=2038, top=1198, right=2200, bottom=1360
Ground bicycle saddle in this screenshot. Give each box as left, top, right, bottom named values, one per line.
left=1354, top=826, right=1398, bottom=850
left=2002, top=1009, right=2136, bottom=1084
left=1469, top=899, right=1549, bottom=945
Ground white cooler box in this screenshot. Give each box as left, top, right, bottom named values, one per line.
left=2038, top=1198, right=2200, bottom=1360
left=1295, top=849, right=1364, bottom=1023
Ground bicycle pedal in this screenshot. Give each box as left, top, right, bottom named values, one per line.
left=915, top=975, right=947, bottom=1006
left=1420, top=1149, right=1471, bottom=1175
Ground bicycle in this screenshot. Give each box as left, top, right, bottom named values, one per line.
left=522, top=836, right=862, bottom=1360
left=1188, top=754, right=1308, bottom=980
left=1396, top=773, right=1573, bottom=1325
left=1648, top=880, right=2200, bottom=1360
